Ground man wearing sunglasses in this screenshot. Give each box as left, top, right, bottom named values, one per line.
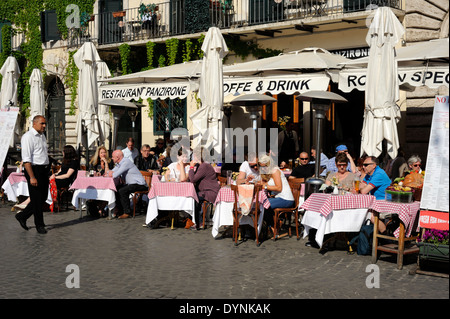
left=289, top=152, right=315, bottom=179
left=359, top=156, right=391, bottom=200
left=236, top=152, right=260, bottom=185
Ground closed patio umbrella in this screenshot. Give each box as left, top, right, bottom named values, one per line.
left=361, top=7, right=405, bottom=159
left=73, top=42, right=102, bottom=149
left=29, top=68, right=45, bottom=124
left=0, top=56, right=21, bottom=146
left=190, top=27, right=229, bottom=158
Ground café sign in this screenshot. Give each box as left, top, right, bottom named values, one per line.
left=223, top=74, right=330, bottom=96
left=99, top=81, right=192, bottom=101
left=339, top=66, right=449, bottom=92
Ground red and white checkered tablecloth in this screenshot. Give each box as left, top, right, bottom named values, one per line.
left=214, top=186, right=270, bottom=209
left=371, top=200, right=421, bottom=238
left=70, top=176, right=117, bottom=191
left=300, top=193, right=376, bottom=218
left=148, top=181, right=199, bottom=202
left=7, top=172, right=26, bottom=185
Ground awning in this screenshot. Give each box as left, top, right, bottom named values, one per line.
left=339, top=65, right=449, bottom=92
left=224, top=73, right=331, bottom=96
left=98, top=80, right=196, bottom=101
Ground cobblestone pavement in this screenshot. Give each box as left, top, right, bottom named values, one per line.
left=0, top=202, right=448, bottom=302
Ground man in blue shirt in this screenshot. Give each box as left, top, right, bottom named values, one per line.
left=360, top=156, right=391, bottom=234
left=360, top=155, right=391, bottom=200
left=108, top=150, right=147, bottom=219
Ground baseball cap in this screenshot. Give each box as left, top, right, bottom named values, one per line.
left=336, top=145, right=348, bottom=152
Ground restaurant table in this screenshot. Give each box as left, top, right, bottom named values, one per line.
left=211, top=186, right=271, bottom=238
left=300, top=193, right=376, bottom=248
left=1, top=172, right=52, bottom=204
left=145, top=179, right=199, bottom=226
left=371, top=200, right=421, bottom=269
left=70, top=171, right=117, bottom=219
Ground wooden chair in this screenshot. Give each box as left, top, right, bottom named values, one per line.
left=218, top=176, right=227, bottom=187
left=231, top=184, right=262, bottom=246
left=132, top=171, right=153, bottom=218
left=200, top=200, right=214, bottom=229
left=371, top=209, right=420, bottom=270
left=273, top=178, right=304, bottom=241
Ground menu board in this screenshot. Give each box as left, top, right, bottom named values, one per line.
left=0, top=107, right=19, bottom=169
left=419, top=96, right=449, bottom=213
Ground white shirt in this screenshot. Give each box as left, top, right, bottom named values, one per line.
left=21, top=127, right=49, bottom=165
left=268, top=168, right=294, bottom=201
left=122, top=147, right=139, bottom=162
left=239, top=161, right=260, bottom=181
left=162, top=162, right=189, bottom=182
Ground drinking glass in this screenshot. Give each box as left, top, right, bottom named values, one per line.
left=226, top=170, right=232, bottom=186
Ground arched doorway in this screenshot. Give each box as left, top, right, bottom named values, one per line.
left=46, top=77, right=66, bottom=153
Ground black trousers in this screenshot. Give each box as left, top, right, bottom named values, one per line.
left=115, top=183, right=148, bottom=215
left=16, top=165, right=50, bottom=227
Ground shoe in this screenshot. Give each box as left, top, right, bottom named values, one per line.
left=305, top=241, right=320, bottom=249
left=36, top=226, right=47, bottom=234
left=15, top=214, right=29, bottom=231
left=118, top=213, right=130, bottom=219
left=14, top=203, right=27, bottom=210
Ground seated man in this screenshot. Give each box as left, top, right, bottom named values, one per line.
left=108, top=150, right=148, bottom=219
left=134, top=144, right=159, bottom=173
left=359, top=156, right=391, bottom=233
left=289, top=152, right=315, bottom=179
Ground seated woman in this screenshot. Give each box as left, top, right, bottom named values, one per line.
left=85, top=146, right=115, bottom=218
left=236, top=152, right=260, bottom=185
left=89, top=145, right=114, bottom=175
left=162, top=148, right=189, bottom=182
left=406, top=154, right=422, bottom=174
left=325, top=153, right=357, bottom=192
left=50, top=145, right=79, bottom=189
left=188, top=147, right=220, bottom=228
left=257, top=154, right=295, bottom=233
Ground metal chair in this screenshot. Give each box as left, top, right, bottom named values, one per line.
left=231, top=184, right=262, bottom=246
left=132, top=171, right=153, bottom=217
left=273, top=178, right=304, bottom=240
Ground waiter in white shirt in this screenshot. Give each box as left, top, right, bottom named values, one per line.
left=15, top=115, right=50, bottom=234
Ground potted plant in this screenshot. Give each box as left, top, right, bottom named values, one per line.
left=112, top=11, right=126, bottom=18
left=417, top=229, right=449, bottom=263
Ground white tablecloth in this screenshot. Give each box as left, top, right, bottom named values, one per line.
left=211, top=201, right=265, bottom=238
left=302, top=208, right=371, bottom=247
left=1, top=179, right=52, bottom=204
left=71, top=189, right=116, bottom=211
left=145, top=195, right=196, bottom=225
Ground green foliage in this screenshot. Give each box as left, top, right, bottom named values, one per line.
left=118, top=43, right=132, bottom=75
left=146, top=41, right=156, bottom=70
left=65, top=51, right=78, bottom=116
left=185, top=0, right=211, bottom=33
left=165, top=38, right=179, bottom=66
left=224, top=35, right=282, bottom=61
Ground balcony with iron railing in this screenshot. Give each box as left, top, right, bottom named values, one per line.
left=6, top=0, right=401, bottom=51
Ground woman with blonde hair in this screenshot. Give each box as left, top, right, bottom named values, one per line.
left=89, top=145, right=114, bottom=175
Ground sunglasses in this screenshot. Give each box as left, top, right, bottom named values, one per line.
left=412, top=164, right=421, bottom=167
left=337, top=163, right=347, bottom=167
left=300, top=157, right=309, bottom=160
left=363, top=163, right=375, bottom=167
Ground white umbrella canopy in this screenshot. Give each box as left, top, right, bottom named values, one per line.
left=73, top=42, right=102, bottom=149
left=0, top=56, right=20, bottom=108
left=191, top=27, right=229, bottom=158
left=97, top=61, right=112, bottom=144
left=100, top=60, right=203, bottom=84
left=361, top=7, right=405, bottom=159
left=29, top=68, right=45, bottom=124
left=223, top=47, right=350, bottom=77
